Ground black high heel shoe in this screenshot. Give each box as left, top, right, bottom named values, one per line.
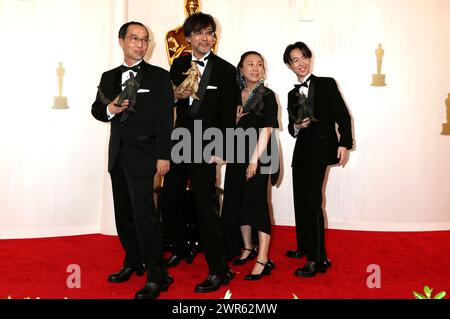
left=244, top=260, right=275, bottom=280
left=232, top=247, right=258, bottom=265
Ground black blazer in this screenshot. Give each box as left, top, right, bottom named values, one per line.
left=287, top=75, right=353, bottom=166
left=170, top=53, right=238, bottom=160
left=91, top=61, right=174, bottom=177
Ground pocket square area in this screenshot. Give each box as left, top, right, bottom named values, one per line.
left=206, top=85, right=217, bottom=89
left=137, top=89, right=150, bottom=93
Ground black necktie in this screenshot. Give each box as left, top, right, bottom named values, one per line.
left=192, top=55, right=210, bottom=67
left=120, top=64, right=140, bottom=73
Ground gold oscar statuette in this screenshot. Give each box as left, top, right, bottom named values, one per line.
left=53, top=62, right=68, bottom=109
left=441, top=93, right=450, bottom=135
left=371, top=44, right=386, bottom=87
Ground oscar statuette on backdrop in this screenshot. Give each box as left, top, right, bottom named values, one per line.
left=165, top=0, right=218, bottom=66
left=371, top=44, right=386, bottom=87
left=53, top=62, right=69, bottom=109
left=441, top=93, right=450, bottom=135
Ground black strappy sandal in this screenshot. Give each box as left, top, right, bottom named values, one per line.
left=244, top=259, right=275, bottom=280
left=232, top=247, right=258, bottom=265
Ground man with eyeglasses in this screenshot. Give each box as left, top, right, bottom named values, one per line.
left=91, top=21, right=174, bottom=299
left=162, top=12, right=238, bottom=293
left=284, top=42, right=353, bottom=277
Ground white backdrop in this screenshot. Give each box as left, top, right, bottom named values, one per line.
left=0, top=0, right=449, bottom=238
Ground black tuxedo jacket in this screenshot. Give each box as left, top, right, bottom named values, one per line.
left=170, top=53, right=238, bottom=161
left=91, top=61, right=174, bottom=177
left=287, top=75, right=353, bottom=166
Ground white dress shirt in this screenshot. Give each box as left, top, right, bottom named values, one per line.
left=294, top=73, right=312, bottom=136
left=189, top=52, right=210, bottom=105
left=106, top=60, right=142, bottom=119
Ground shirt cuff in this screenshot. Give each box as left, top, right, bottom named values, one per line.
left=294, top=126, right=300, bottom=137
left=106, top=104, right=115, bottom=120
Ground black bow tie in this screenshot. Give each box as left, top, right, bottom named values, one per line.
left=120, top=64, right=140, bottom=73
left=294, top=76, right=312, bottom=89
left=295, top=82, right=308, bottom=89
left=192, top=55, right=210, bottom=67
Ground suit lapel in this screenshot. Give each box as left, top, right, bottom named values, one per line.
left=308, top=74, right=316, bottom=112
left=189, top=54, right=215, bottom=117
left=113, top=68, right=122, bottom=98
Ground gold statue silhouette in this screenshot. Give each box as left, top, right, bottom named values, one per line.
left=441, top=93, right=450, bottom=135
left=165, top=0, right=217, bottom=65
left=53, top=61, right=68, bottom=109
left=371, top=44, right=386, bottom=87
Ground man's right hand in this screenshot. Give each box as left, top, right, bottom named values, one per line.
left=108, top=96, right=129, bottom=114
left=294, top=117, right=311, bottom=130
left=174, top=86, right=193, bottom=100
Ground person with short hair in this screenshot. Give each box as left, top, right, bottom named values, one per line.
left=162, top=12, right=238, bottom=293
left=284, top=41, right=353, bottom=277
left=91, top=21, right=174, bottom=298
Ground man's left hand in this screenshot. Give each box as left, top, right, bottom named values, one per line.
left=156, top=160, right=170, bottom=176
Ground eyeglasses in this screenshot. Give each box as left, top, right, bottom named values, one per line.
left=124, top=36, right=150, bottom=45
left=191, top=30, right=215, bottom=38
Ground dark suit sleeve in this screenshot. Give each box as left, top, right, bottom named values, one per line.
left=287, top=91, right=297, bottom=138
left=220, top=63, right=239, bottom=160
left=155, top=70, right=175, bottom=160
left=327, top=79, right=353, bottom=149
left=91, top=73, right=110, bottom=122
left=170, top=58, right=188, bottom=108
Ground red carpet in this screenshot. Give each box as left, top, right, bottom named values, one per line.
left=0, top=227, right=449, bottom=299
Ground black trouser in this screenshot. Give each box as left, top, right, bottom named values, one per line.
left=162, top=162, right=228, bottom=276
left=110, top=150, right=165, bottom=282
left=292, top=143, right=328, bottom=262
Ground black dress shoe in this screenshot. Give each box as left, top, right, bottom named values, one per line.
left=195, top=275, right=222, bottom=293
left=135, top=275, right=174, bottom=299
left=185, top=247, right=196, bottom=264
left=286, top=249, right=306, bottom=259
left=107, top=266, right=145, bottom=283
left=165, top=254, right=184, bottom=268
left=232, top=247, right=258, bottom=265
left=222, top=268, right=235, bottom=284
left=195, top=269, right=234, bottom=293
left=244, top=260, right=275, bottom=281
left=294, top=259, right=331, bottom=278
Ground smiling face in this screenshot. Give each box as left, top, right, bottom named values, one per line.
left=186, top=25, right=214, bottom=59
left=119, top=24, right=149, bottom=66
left=240, top=53, right=265, bottom=88
left=287, top=48, right=311, bottom=82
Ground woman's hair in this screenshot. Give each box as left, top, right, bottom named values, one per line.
left=236, top=51, right=265, bottom=89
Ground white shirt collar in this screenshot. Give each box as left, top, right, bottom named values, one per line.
left=192, top=51, right=211, bottom=63
left=298, top=73, right=312, bottom=85
left=122, top=59, right=142, bottom=67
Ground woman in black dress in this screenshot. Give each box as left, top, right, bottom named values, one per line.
left=222, top=51, right=279, bottom=280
